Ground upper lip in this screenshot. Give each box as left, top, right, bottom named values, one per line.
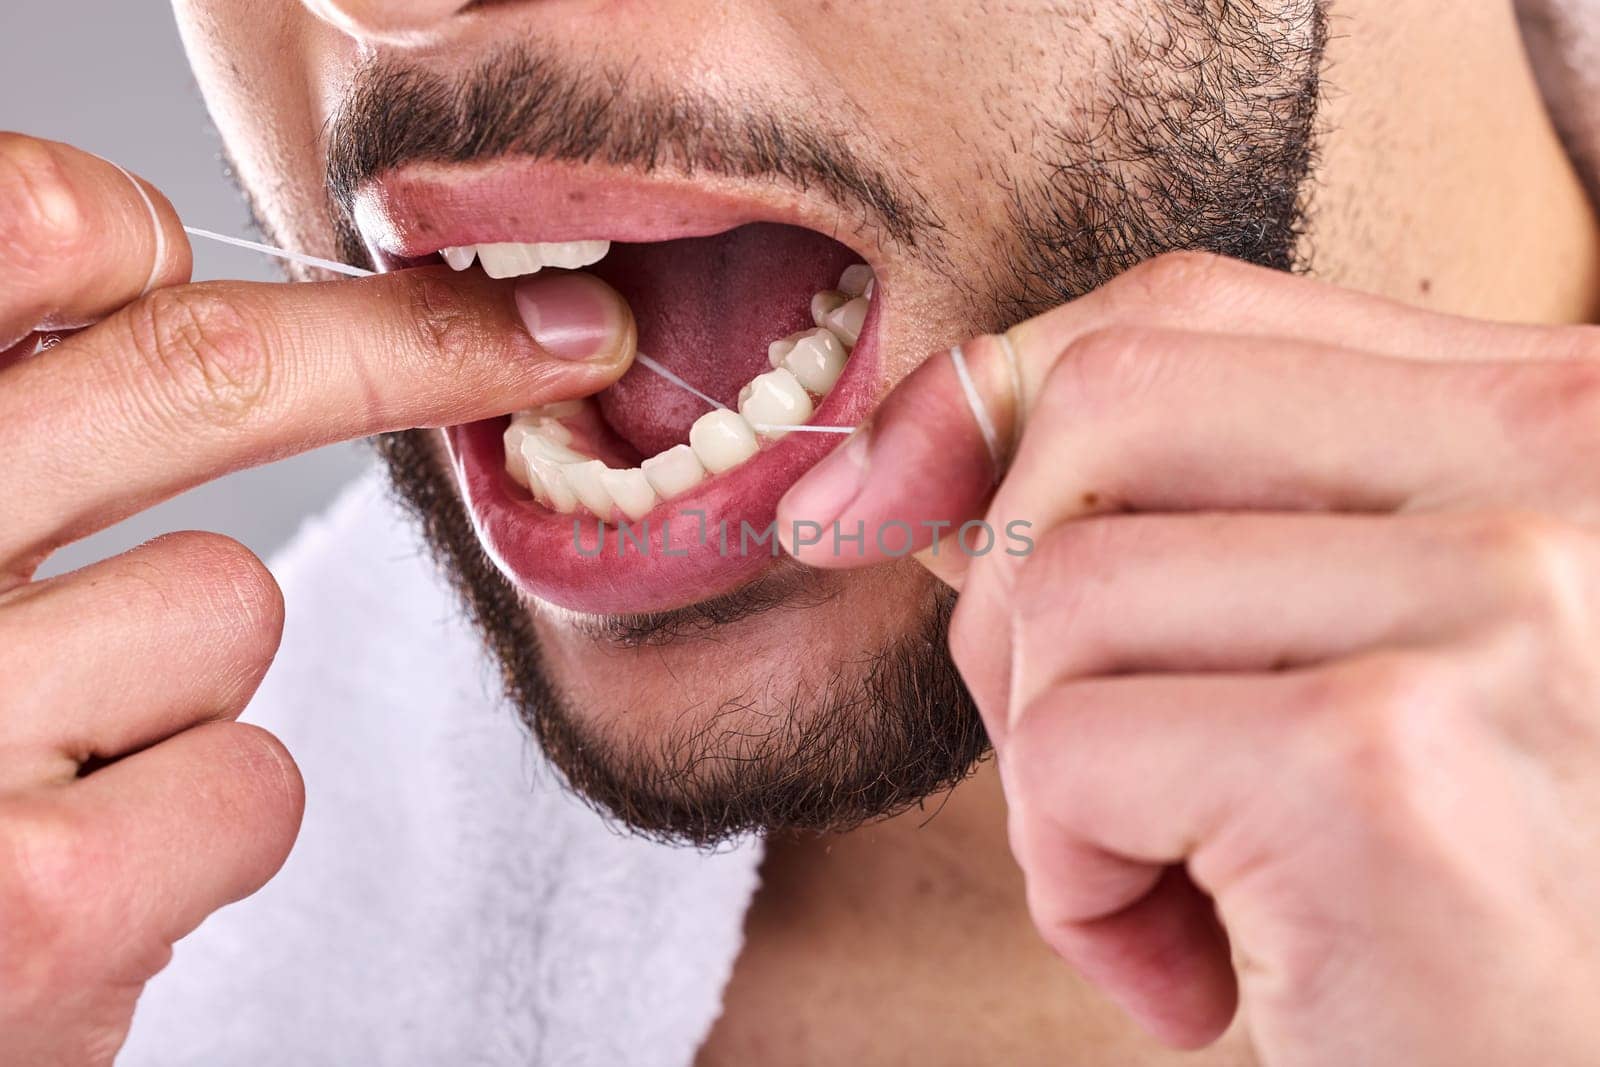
left=350, top=156, right=892, bottom=280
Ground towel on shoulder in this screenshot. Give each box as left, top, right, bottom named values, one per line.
left=120, top=471, right=763, bottom=1067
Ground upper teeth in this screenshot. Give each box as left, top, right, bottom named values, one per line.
left=442, top=240, right=612, bottom=279
left=498, top=262, right=877, bottom=523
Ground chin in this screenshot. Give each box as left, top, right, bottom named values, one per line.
left=518, top=559, right=987, bottom=845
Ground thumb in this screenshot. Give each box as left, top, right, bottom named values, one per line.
left=776, top=332, right=1025, bottom=572
left=510, top=269, right=637, bottom=373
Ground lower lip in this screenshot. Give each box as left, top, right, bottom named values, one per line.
left=444, top=299, right=883, bottom=615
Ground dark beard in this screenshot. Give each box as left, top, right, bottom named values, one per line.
left=377, top=432, right=991, bottom=846
left=995, top=0, right=1326, bottom=321
left=342, top=0, right=1326, bottom=846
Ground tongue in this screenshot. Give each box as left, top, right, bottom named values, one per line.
left=589, top=224, right=860, bottom=459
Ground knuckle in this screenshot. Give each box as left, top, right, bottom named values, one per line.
left=1499, top=359, right=1600, bottom=517
left=0, top=806, right=90, bottom=964
left=121, top=286, right=273, bottom=430
left=0, top=133, right=85, bottom=266
left=1466, top=512, right=1592, bottom=632
left=1013, top=520, right=1116, bottom=648
left=395, top=271, right=502, bottom=376
left=1113, top=250, right=1242, bottom=310
left=1496, top=356, right=1600, bottom=441
left=1031, top=516, right=1124, bottom=580
left=1045, top=325, right=1171, bottom=419
left=1299, top=653, right=1454, bottom=810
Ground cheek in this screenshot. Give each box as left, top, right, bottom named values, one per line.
left=173, top=2, right=345, bottom=259
left=875, top=270, right=979, bottom=388
left=786, top=6, right=1115, bottom=349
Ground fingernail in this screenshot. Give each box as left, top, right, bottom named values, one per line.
left=779, top=426, right=873, bottom=528
left=513, top=273, right=626, bottom=361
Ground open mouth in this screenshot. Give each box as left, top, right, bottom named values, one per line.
left=479, top=230, right=874, bottom=519
left=356, top=163, right=888, bottom=615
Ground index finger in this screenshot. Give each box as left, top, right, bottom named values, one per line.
left=0, top=268, right=636, bottom=578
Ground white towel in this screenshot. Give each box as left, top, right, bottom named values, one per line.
left=120, top=468, right=763, bottom=1067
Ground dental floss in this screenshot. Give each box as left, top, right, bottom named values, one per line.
left=181, top=226, right=858, bottom=431
left=632, top=353, right=729, bottom=412
left=745, top=419, right=851, bottom=431
left=183, top=226, right=375, bottom=278
left=110, top=162, right=168, bottom=297
left=748, top=424, right=854, bottom=435
left=948, top=343, right=1005, bottom=481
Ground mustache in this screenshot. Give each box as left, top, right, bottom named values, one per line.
left=323, top=46, right=943, bottom=266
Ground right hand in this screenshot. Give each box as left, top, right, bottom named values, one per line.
left=0, top=133, right=636, bottom=1065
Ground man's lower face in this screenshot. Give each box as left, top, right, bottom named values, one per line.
left=187, top=0, right=1325, bottom=843
left=381, top=422, right=991, bottom=842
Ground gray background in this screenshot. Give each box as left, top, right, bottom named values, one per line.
left=3, top=3, right=372, bottom=577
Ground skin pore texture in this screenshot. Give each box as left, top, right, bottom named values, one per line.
left=170, top=0, right=1599, bottom=1062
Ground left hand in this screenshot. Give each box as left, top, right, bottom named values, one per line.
left=778, top=252, right=1600, bottom=1065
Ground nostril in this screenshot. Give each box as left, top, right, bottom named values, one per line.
left=302, top=0, right=475, bottom=39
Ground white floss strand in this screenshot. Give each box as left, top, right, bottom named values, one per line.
left=109, top=161, right=167, bottom=297
left=632, top=352, right=729, bottom=412
left=948, top=343, right=1005, bottom=480
left=748, top=424, right=854, bottom=435
left=184, top=226, right=375, bottom=278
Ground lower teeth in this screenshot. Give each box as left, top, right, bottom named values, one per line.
left=503, top=264, right=874, bottom=522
